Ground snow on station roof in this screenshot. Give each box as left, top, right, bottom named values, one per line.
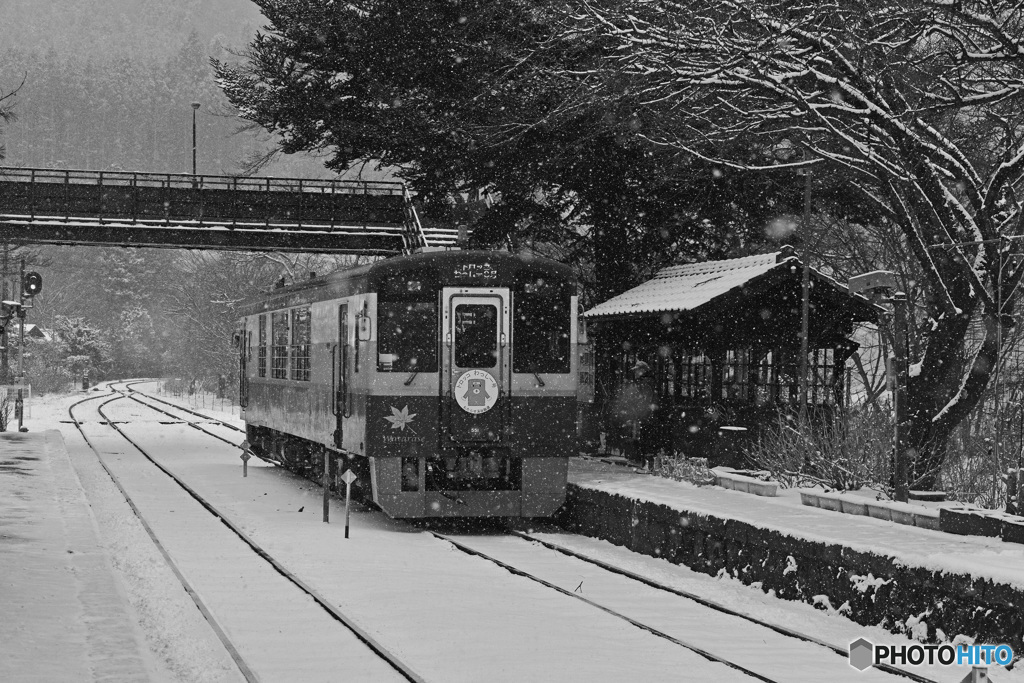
left=583, top=250, right=876, bottom=321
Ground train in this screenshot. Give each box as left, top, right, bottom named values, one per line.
left=236, top=249, right=581, bottom=519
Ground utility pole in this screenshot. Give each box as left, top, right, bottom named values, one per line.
left=1, top=243, right=9, bottom=385
left=191, top=102, right=201, bottom=177
left=798, top=165, right=813, bottom=426
left=18, top=258, right=26, bottom=382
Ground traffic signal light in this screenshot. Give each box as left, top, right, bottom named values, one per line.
left=22, top=271, right=42, bottom=297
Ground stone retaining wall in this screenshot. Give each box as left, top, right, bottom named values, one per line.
left=557, top=484, right=1024, bottom=651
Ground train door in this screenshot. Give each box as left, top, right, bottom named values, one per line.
left=333, top=303, right=349, bottom=449
left=442, top=289, right=510, bottom=443
left=237, top=321, right=249, bottom=408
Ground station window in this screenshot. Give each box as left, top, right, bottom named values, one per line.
left=290, top=307, right=311, bottom=381
left=513, top=286, right=571, bottom=374
left=271, top=311, right=289, bottom=379
left=257, top=314, right=267, bottom=378
left=378, top=302, right=438, bottom=372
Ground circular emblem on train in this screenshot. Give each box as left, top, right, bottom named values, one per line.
left=454, top=370, right=499, bottom=414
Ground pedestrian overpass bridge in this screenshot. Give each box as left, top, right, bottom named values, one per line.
left=0, top=167, right=460, bottom=255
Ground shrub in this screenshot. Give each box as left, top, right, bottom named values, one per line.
left=743, top=409, right=893, bottom=491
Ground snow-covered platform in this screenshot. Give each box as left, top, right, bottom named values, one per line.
left=565, top=458, right=1024, bottom=651
left=0, top=430, right=162, bottom=682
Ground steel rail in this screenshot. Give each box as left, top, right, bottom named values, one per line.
left=116, top=382, right=938, bottom=683
left=67, top=389, right=261, bottom=683
left=123, top=381, right=244, bottom=433
left=509, top=530, right=941, bottom=683
left=430, top=530, right=780, bottom=683
left=78, top=383, right=427, bottom=683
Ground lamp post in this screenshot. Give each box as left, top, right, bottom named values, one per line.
left=191, top=102, right=201, bottom=177
left=849, top=270, right=910, bottom=502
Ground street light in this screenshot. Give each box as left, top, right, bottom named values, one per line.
left=191, top=102, right=201, bottom=177
left=849, top=270, right=910, bottom=502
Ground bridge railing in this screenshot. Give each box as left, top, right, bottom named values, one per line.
left=0, top=166, right=410, bottom=230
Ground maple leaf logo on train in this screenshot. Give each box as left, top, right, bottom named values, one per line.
left=385, top=405, right=417, bottom=432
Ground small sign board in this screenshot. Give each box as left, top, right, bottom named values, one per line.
left=340, top=469, right=357, bottom=485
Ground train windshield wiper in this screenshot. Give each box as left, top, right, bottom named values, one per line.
left=533, top=372, right=545, bottom=387
left=404, top=370, right=419, bottom=386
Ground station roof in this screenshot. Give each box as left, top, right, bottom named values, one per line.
left=583, top=250, right=879, bottom=323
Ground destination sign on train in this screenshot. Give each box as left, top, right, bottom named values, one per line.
left=451, top=262, right=498, bottom=281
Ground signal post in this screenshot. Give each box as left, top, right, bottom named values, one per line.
left=0, top=263, right=42, bottom=431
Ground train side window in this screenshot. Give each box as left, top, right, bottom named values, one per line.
left=378, top=302, right=438, bottom=372
left=513, top=291, right=571, bottom=374
left=257, top=314, right=267, bottom=378
left=454, top=303, right=498, bottom=369
left=271, top=311, right=289, bottom=379
left=290, top=307, right=311, bottom=381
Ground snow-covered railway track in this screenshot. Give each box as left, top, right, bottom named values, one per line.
left=429, top=531, right=941, bottom=683
left=68, top=386, right=422, bottom=683
left=507, top=531, right=943, bottom=683
left=120, top=380, right=245, bottom=446
left=63, top=381, right=949, bottom=682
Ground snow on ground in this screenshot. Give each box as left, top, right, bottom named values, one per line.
left=97, top=393, right=747, bottom=682
left=117, top=384, right=1024, bottom=680
left=4, top=389, right=243, bottom=683
left=0, top=419, right=174, bottom=682
left=76, top=402, right=408, bottom=683
left=443, top=532, right=913, bottom=682
left=7, top=383, right=1023, bottom=681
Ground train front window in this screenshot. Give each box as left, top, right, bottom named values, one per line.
left=454, top=303, right=498, bottom=368
left=378, top=302, right=438, bottom=372
left=513, top=290, right=571, bottom=374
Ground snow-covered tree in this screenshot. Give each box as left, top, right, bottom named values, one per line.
left=576, top=0, right=1024, bottom=488
left=213, top=0, right=808, bottom=305
left=52, top=316, right=111, bottom=379
left=160, top=250, right=357, bottom=383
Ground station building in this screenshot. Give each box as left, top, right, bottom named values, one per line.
left=582, top=248, right=880, bottom=466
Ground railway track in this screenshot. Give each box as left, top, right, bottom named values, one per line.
left=428, top=529, right=945, bottom=683
left=515, top=531, right=948, bottom=681
left=122, top=380, right=246, bottom=443
left=68, top=382, right=423, bottom=683
left=92, top=381, right=947, bottom=682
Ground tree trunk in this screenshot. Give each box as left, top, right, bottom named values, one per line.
left=906, top=308, right=1004, bottom=490
left=587, top=191, right=634, bottom=445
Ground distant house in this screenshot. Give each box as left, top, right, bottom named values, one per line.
left=9, top=324, right=52, bottom=343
